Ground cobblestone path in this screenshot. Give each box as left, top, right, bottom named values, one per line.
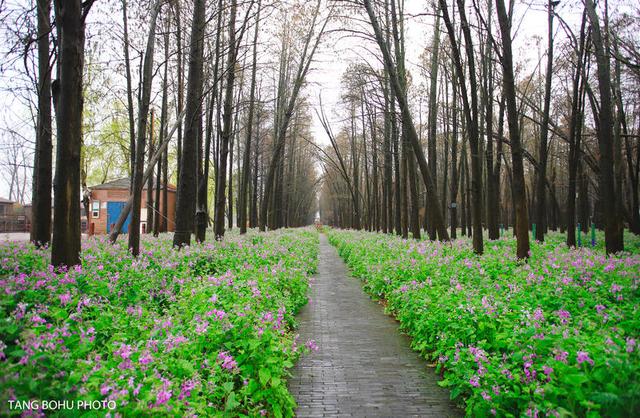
left=289, top=234, right=461, bottom=417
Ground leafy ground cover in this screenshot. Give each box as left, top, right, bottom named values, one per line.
left=0, top=228, right=318, bottom=417
left=328, top=229, right=640, bottom=417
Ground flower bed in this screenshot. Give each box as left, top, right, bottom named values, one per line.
left=328, top=229, right=640, bottom=417
left=0, top=228, right=318, bottom=417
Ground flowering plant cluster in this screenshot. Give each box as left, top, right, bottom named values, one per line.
left=328, top=230, right=640, bottom=417
left=0, top=228, right=318, bottom=417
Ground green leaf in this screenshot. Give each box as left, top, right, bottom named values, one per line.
left=259, top=368, right=271, bottom=386
left=225, top=392, right=239, bottom=411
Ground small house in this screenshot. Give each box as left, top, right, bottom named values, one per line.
left=0, top=198, right=31, bottom=233
left=88, top=178, right=176, bottom=235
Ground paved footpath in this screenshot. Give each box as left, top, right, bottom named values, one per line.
left=289, top=234, right=461, bottom=417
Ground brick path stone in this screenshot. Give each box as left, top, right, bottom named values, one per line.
left=289, top=234, right=462, bottom=417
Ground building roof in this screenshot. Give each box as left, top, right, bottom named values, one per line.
left=90, top=177, right=176, bottom=192
left=0, top=197, right=15, bottom=204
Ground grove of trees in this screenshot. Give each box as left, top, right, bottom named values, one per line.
left=0, top=0, right=638, bottom=266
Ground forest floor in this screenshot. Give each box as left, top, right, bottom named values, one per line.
left=289, top=234, right=461, bottom=417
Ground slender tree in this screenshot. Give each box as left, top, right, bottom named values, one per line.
left=495, top=0, right=530, bottom=259
left=31, top=0, right=52, bottom=248
left=585, top=0, right=624, bottom=254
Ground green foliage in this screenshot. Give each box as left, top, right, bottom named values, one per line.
left=328, top=229, right=640, bottom=417
left=0, top=229, right=319, bottom=417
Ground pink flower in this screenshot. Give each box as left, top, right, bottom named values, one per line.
left=155, top=389, right=172, bottom=406
left=217, top=351, right=237, bottom=370
left=114, top=343, right=134, bottom=360
left=195, top=321, right=209, bottom=335
left=59, top=292, right=72, bottom=305
left=576, top=351, right=594, bottom=366
left=554, top=351, right=568, bottom=363
left=305, top=339, right=319, bottom=351
left=178, top=380, right=196, bottom=400
left=139, top=350, right=153, bottom=365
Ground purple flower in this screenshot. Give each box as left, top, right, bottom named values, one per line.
left=195, top=321, right=209, bottom=335
left=178, top=380, right=196, bottom=400
left=469, top=375, right=480, bottom=387
left=554, top=351, right=568, bottom=363
left=305, top=339, right=319, bottom=351
left=626, top=338, right=636, bottom=353
left=556, top=309, right=571, bottom=324
left=217, top=351, right=237, bottom=370
left=59, top=292, right=72, bottom=306
left=576, top=351, right=594, bottom=366
left=139, top=350, right=153, bottom=365
left=533, top=308, right=544, bottom=322
left=114, top=343, right=134, bottom=360
left=595, top=304, right=606, bottom=314
left=155, top=389, right=172, bottom=406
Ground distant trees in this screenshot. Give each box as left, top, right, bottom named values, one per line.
left=3, top=0, right=639, bottom=265
left=319, top=0, right=639, bottom=258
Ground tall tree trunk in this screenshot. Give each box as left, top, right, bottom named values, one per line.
left=129, top=0, right=160, bottom=256
left=173, top=0, right=206, bottom=247
left=566, top=12, right=588, bottom=247
left=439, top=0, right=482, bottom=251
left=213, top=0, right=238, bottom=239
left=31, top=0, right=52, bottom=248
left=146, top=109, right=155, bottom=234
left=122, top=0, right=136, bottom=180
left=158, top=25, right=170, bottom=235
left=495, top=0, right=530, bottom=259
left=449, top=70, right=459, bottom=239
left=426, top=10, right=441, bottom=239
left=535, top=0, right=555, bottom=242
left=585, top=0, right=623, bottom=253
left=239, top=0, right=261, bottom=234
left=51, top=0, right=89, bottom=267
left=250, top=104, right=261, bottom=228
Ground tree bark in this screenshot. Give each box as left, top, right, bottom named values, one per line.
left=51, top=0, right=88, bottom=267
left=31, top=0, right=53, bottom=248
left=535, top=0, right=555, bottom=242
left=213, top=0, right=238, bottom=239
left=585, top=0, right=623, bottom=254
left=495, top=0, right=530, bottom=259
left=122, top=0, right=136, bottom=180
left=239, top=3, right=260, bottom=234
left=173, top=0, right=206, bottom=247
left=129, top=0, right=160, bottom=256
